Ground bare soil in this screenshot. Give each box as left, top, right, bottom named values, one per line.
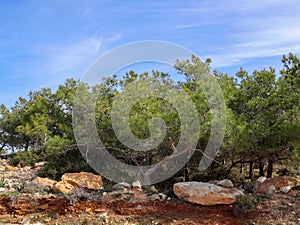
left=0, top=189, right=299, bottom=225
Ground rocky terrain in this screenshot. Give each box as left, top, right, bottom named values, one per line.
left=0, top=158, right=299, bottom=224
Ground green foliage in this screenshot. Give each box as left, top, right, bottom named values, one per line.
left=0, top=54, right=299, bottom=186
left=10, top=150, right=40, bottom=166
left=0, top=176, right=7, bottom=188
left=13, top=182, right=25, bottom=192
left=233, top=194, right=259, bottom=216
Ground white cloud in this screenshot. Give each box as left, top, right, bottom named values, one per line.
left=46, top=37, right=103, bottom=73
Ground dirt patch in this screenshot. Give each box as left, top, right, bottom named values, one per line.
left=0, top=195, right=247, bottom=225
left=1, top=190, right=299, bottom=224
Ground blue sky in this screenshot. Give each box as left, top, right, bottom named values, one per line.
left=1, top=0, right=300, bottom=107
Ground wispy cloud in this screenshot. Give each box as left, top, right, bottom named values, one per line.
left=43, top=37, right=103, bottom=73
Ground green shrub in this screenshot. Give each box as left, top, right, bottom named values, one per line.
left=38, top=146, right=92, bottom=180
left=0, top=176, right=7, bottom=188
left=13, top=182, right=25, bottom=192
left=233, top=194, right=258, bottom=216
left=10, top=150, right=40, bottom=167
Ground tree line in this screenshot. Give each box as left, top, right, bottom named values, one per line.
left=0, top=53, right=299, bottom=183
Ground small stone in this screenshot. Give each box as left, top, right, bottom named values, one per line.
left=267, top=185, right=276, bottom=195
left=280, top=186, right=291, bottom=194
left=0, top=187, right=6, bottom=192
left=132, top=181, right=142, bottom=190
left=145, top=185, right=159, bottom=193
left=217, top=179, right=234, bottom=188
left=112, top=182, right=131, bottom=190
left=257, top=176, right=267, bottom=184
left=136, top=205, right=143, bottom=210
left=150, top=194, right=160, bottom=201
left=85, top=207, right=92, bottom=213
left=5, top=165, right=15, bottom=171
left=34, top=162, right=46, bottom=168
left=95, top=209, right=103, bottom=213
left=159, top=193, right=167, bottom=201
left=38, top=204, right=49, bottom=210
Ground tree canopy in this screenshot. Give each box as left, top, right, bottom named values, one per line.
left=0, top=54, right=299, bottom=184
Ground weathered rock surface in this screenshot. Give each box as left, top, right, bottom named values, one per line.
left=53, top=172, right=103, bottom=194
left=112, top=182, right=131, bottom=190
left=53, top=180, right=76, bottom=194
left=280, top=186, right=291, bottom=193
left=173, top=182, right=243, bottom=206
left=217, top=179, right=234, bottom=188
left=257, top=176, right=267, bottom=184
left=255, top=176, right=298, bottom=194
left=132, top=181, right=142, bottom=190
left=34, top=177, right=57, bottom=189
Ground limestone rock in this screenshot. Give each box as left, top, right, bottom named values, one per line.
left=173, top=181, right=243, bottom=206
left=144, top=185, right=159, bottom=193
left=61, top=172, right=103, bottom=191
left=53, top=180, right=75, bottom=194
left=34, top=177, right=57, bottom=189
left=34, top=162, right=46, bottom=167
left=159, top=193, right=167, bottom=201
left=150, top=194, right=160, bottom=201
left=53, top=172, right=103, bottom=194
left=132, top=181, right=142, bottom=190
left=257, top=176, right=267, bottom=184
left=256, top=176, right=298, bottom=194
left=267, top=185, right=276, bottom=195
left=5, top=165, right=15, bottom=171
left=112, top=182, right=131, bottom=190
left=217, top=179, right=234, bottom=188
left=280, top=186, right=291, bottom=193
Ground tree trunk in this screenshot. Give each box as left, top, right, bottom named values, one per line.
left=25, top=141, right=29, bottom=152
left=259, top=160, right=265, bottom=177
left=248, top=161, right=253, bottom=180
left=184, top=164, right=190, bottom=182
left=267, top=158, right=273, bottom=178
left=240, top=163, right=244, bottom=174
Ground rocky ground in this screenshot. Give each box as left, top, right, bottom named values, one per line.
left=0, top=159, right=299, bottom=225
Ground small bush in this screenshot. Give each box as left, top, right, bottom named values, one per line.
left=233, top=194, right=258, bottom=216
left=13, top=182, right=25, bottom=192
left=292, top=185, right=300, bottom=191
left=23, top=180, right=51, bottom=194
left=65, top=187, right=100, bottom=205
left=10, top=151, right=40, bottom=167
left=0, top=176, right=7, bottom=188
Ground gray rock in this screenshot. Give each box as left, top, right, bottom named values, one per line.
left=174, top=181, right=244, bottom=206
left=217, top=179, right=234, bottom=188
left=150, top=194, right=160, bottom=201
left=159, top=193, right=167, bottom=201
left=145, top=185, right=159, bottom=193
left=257, top=176, right=267, bottom=184
left=280, top=186, right=291, bottom=193
left=267, top=185, right=276, bottom=195
left=112, top=182, right=131, bottom=190
left=34, top=162, right=46, bottom=168
left=132, top=180, right=142, bottom=189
